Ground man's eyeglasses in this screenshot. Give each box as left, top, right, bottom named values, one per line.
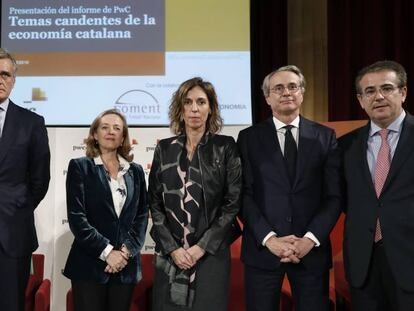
left=270, top=84, right=301, bottom=95
left=0, top=71, right=13, bottom=81
left=360, top=85, right=400, bottom=99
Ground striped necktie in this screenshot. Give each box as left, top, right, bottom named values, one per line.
left=374, top=129, right=390, bottom=242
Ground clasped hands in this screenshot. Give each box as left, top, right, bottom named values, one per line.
left=104, top=245, right=130, bottom=273
left=265, top=235, right=315, bottom=263
left=170, top=245, right=206, bottom=270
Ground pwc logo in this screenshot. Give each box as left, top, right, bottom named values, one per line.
left=145, top=139, right=160, bottom=152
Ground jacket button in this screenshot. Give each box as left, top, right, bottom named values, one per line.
left=286, top=216, right=292, bottom=223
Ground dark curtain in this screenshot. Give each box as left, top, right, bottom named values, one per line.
left=328, top=0, right=414, bottom=121
left=250, top=0, right=288, bottom=123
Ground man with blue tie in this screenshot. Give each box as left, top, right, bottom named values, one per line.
left=237, top=65, right=341, bottom=311
left=340, top=60, right=414, bottom=311
left=0, top=48, right=50, bottom=311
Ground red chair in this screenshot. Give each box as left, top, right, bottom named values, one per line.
left=34, top=279, right=51, bottom=311
left=129, top=254, right=155, bottom=311
left=25, top=254, right=45, bottom=311
left=66, top=288, right=74, bottom=311
left=333, top=251, right=352, bottom=310
left=330, top=213, right=352, bottom=310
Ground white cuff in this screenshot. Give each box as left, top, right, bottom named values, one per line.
left=262, top=231, right=277, bottom=246
left=304, top=232, right=320, bottom=247
left=99, top=244, right=114, bottom=261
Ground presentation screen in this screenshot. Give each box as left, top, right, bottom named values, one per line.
left=1, top=0, right=251, bottom=126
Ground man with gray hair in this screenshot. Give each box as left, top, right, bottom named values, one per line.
left=0, top=48, right=50, bottom=311
left=237, top=65, right=341, bottom=310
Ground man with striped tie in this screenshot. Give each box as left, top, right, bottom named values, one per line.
left=340, top=60, right=414, bottom=311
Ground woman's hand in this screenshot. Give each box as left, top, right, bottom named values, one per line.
left=186, top=245, right=205, bottom=263
left=170, top=247, right=194, bottom=270
left=104, top=250, right=129, bottom=273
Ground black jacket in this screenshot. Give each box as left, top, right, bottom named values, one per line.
left=0, top=101, right=50, bottom=257
left=64, top=157, right=149, bottom=283
left=340, top=113, right=414, bottom=291
left=148, top=133, right=242, bottom=256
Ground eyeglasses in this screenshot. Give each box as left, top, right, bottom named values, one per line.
left=270, top=84, right=301, bottom=95
left=360, top=85, right=400, bottom=99
left=0, top=71, right=13, bottom=81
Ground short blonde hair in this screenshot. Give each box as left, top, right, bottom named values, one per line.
left=85, top=109, right=133, bottom=162
left=169, top=77, right=223, bottom=135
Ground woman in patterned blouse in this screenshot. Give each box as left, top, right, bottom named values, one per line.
left=149, top=77, right=242, bottom=311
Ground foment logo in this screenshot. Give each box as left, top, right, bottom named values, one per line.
left=114, top=89, right=160, bottom=121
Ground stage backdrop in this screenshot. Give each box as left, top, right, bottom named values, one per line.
left=35, top=125, right=246, bottom=311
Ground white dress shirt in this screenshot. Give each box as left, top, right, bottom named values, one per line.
left=0, top=99, right=10, bottom=138
left=94, top=155, right=131, bottom=261
left=262, top=116, right=320, bottom=247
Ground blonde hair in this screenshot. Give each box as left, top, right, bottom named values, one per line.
left=169, top=77, right=223, bottom=135
left=85, top=109, right=133, bottom=161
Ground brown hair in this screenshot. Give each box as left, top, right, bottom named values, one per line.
left=169, top=77, right=223, bottom=135
left=0, top=48, right=18, bottom=76
left=85, top=109, right=133, bottom=161
left=355, top=60, right=407, bottom=94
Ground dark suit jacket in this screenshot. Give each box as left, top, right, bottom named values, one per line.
left=63, top=157, right=149, bottom=284
left=340, top=112, right=414, bottom=291
left=237, top=116, right=341, bottom=271
left=0, top=101, right=50, bottom=257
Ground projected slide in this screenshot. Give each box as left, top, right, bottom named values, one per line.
left=1, top=0, right=251, bottom=126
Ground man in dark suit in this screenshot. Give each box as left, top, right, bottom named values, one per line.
left=237, top=65, right=341, bottom=311
left=340, top=60, right=414, bottom=311
left=0, top=48, right=50, bottom=311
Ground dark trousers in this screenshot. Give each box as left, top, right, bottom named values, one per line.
left=350, top=241, right=414, bottom=311
left=0, top=247, right=31, bottom=311
left=245, top=263, right=329, bottom=311
left=152, top=247, right=231, bottom=311
left=72, top=281, right=135, bottom=311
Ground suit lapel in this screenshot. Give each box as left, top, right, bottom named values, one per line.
left=382, top=113, right=414, bottom=193
left=356, top=123, right=376, bottom=194
left=95, top=163, right=118, bottom=218
left=121, top=167, right=135, bottom=217
left=345, top=121, right=377, bottom=197
left=258, top=118, right=290, bottom=185
left=295, top=117, right=317, bottom=188
left=0, top=101, right=19, bottom=165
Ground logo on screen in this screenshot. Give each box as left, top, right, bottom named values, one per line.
left=32, top=88, right=47, bottom=101
left=114, top=90, right=161, bottom=122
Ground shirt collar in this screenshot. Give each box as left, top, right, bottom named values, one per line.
left=369, top=110, right=406, bottom=137
left=273, top=115, right=300, bottom=130
left=0, top=98, right=10, bottom=113
left=94, top=154, right=131, bottom=174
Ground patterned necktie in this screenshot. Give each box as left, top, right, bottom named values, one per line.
left=283, top=125, right=297, bottom=184
left=374, top=129, right=390, bottom=242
